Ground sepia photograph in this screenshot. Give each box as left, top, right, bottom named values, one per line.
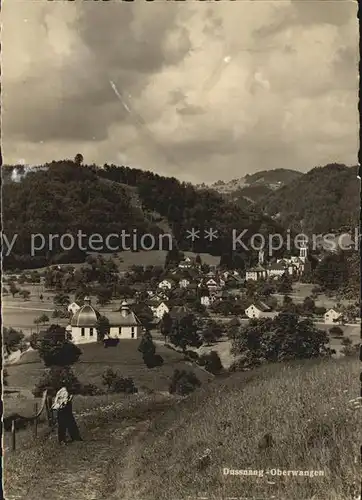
left=2, top=1, right=361, bottom=499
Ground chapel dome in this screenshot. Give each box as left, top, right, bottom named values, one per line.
left=70, top=296, right=100, bottom=327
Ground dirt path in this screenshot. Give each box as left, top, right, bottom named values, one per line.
left=4, top=399, right=173, bottom=500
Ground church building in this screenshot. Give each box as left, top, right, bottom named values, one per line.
left=68, top=297, right=142, bottom=344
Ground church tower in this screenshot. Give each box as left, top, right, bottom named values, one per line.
left=299, top=240, right=308, bottom=262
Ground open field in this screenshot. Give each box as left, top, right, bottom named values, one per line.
left=4, top=250, right=220, bottom=276
left=288, top=283, right=356, bottom=308
left=4, top=340, right=213, bottom=410
left=117, top=356, right=361, bottom=500
left=4, top=357, right=361, bottom=500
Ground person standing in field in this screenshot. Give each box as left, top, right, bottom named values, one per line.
left=52, top=385, right=82, bottom=445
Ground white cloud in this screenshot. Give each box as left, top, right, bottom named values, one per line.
left=2, top=0, right=358, bottom=183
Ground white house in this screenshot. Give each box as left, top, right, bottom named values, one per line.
left=324, top=308, right=343, bottom=325
left=150, top=301, right=169, bottom=319
left=200, top=295, right=216, bottom=307
left=245, top=265, right=267, bottom=281
left=178, top=256, right=197, bottom=269
left=266, top=263, right=286, bottom=278
left=245, top=302, right=271, bottom=319
left=67, top=302, right=81, bottom=315
left=68, top=297, right=142, bottom=344
left=158, top=279, right=173, bottom=290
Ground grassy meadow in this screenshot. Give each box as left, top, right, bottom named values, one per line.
left=4, top=340, right=213, bottom=418
left=4, top=356, right=360, bottom=500
left=114, top=356, right=361, bottom=500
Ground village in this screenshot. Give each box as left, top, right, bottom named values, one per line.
left=3, top=243, right=360, bottom=366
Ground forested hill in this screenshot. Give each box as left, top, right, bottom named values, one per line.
left=256, top=164, right=359, bottom=234
left=2, top=161, right=286, bottom=270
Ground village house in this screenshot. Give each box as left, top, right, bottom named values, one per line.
left=178, top=256, right=200, bottom=269
left=149, top=301, right=169, bottom=320
left=68, top=297, right=142, bottom=344
left=245, top=264, right=267, bottom=281
left=222, top=270, right=241, bottom=280
left=158, top=278, right=174, bottom=290
left=200, top=295, right=213, bottom=307
left=266, top=262, right=286, bottom=279
left=245, top=302, right=272, bottom=319
left=324, top=308, right=343, bottom=325
left=67, top=302, right=80, bottom=315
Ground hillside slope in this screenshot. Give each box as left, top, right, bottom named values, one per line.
left=114, top=357, right=360, bottom=500
left=257, top=164, right=359, bottom=234
left=4, top=357, right=360, bottom=500
left=2, top=161, right=287, bottom=270
left=205, top=168, right=303, bottom=201
left=5, top=341, right=212, bottom=404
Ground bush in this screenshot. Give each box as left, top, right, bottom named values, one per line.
left=184, top=350, right=199, bottom=361
left=169, top=369, right=201, bottom=396
left=33, top=366, right=82, bottom=397
left=37, top=325, right=82, bottom=367
left=198, top=351, right=223, bottom=374
left=79, top=383, right=105, bottom=396
left=102, top=368, right=138, bottom=394
left=329, top=326, right=344, bottom=338
left=143, top=353, right=164, bottom=368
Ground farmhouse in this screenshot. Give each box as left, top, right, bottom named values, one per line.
left=67, top=302, right=80, bottom=315
left=324, top=308, right=343, bottom=325
left=200, top=295, right=213, bottom=307
left=266, top=262, right=286, bottom=278
left=158, top=279, right=174, bottom=290
left=149, top=301, right=169, bottom=319
left=245, top=302, right=272, bottom=319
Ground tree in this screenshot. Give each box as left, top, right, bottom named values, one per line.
left=303, top=296, right=315, bottom=314
left=341, top=337, right=355, bottom=357
left=33, top=366, right=82, bottom=397
left=53, top=293, right=70, bottom=308
left=95, top=315, right=110, bottom=342
left=74, top=153, right=84, bottom=165
left=34, top=314, right=50, bottom=326
left=198, top=351, right=223, bottom=374
left=169, top=369, right=201, bottom=395
left=37, top=325, right=82, bottom=367
left=138, top=331, right=163, bottom=368
left=195, top=254, right=202, bottom=265
left=277, top=274, right=293, bottom=294
left=101, top=368, right=137, bottom=393
left=3, top=327, right=25, bottom=354
left=131, top=303, right=154, bottom=331
left=314, top=252, right=349, bottom=292
left=169, top=313, right=201, bottom=352
left=201, top=320, right=223, bottom=345
left=96, top=286, right=112, bottom=306
left=329, top=325, right=344, bottom=338
left=159, top=312, right=173, bottom=341
left=231, top=312, right=332, bottom=369
left=18, top=289, right=30, bottom=300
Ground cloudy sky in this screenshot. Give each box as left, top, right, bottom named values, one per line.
left=3, top=0, right=358, bottom=183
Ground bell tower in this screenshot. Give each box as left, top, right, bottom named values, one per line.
left=299, top=240, right=308, bottom=262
